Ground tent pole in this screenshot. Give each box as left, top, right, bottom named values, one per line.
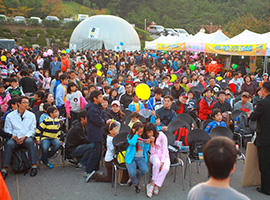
left=264, top=55, right=267, bottom=73
left=203, top=52, right=206, bottom=66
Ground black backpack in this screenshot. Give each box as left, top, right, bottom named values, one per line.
left=11, top=149, right=31, bottom=174
left=189, top=139, right=206, bottom=160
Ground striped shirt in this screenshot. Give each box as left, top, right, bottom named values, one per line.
left=35, top=117, right=61, bottom=141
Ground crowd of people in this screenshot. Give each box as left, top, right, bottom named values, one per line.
left=0, top=47, right=269, bottom=198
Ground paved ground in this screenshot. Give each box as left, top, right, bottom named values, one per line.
left=4, top=153, right=269, bottom=200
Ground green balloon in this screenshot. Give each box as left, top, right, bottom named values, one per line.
left=96, top=63, right=102, bottom=70
left=232, top=64, right=238, bottom=70
left=189, top=64, right=195, bottom=71
left=164, top=51, right=168, bottom=54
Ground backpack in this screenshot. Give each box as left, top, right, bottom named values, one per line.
left=114, top=141, right=128, bottom=166
left=11, top=149, right=31, bottom=174
left=173, top=127, right=189, bottom=146
left=189, top=139, right=206, bottom=160
left=235, top=112, right=251, bottom=135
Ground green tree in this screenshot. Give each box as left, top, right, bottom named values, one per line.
left=0, top=0, right=7, bottom=14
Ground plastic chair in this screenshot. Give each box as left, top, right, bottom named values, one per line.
left=122, top=110, right=132, bottom=118
left=162, top=88, right=171, bottom=97
left=119, top=124, right=131, bottom=134
left=210, top=126, right=233, bottom=139
left=125, top=114, right=147, bottom=125
left=184, top=129, right=211, bottom=187
left=176, top=113, right=194, bottom=128
left=202, top=119, right=213, bottom=130
left=168, top=120, right=191, bottom=134
left=231, top=110, right=245, bottom=120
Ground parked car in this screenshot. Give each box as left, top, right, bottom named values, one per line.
left=163, top=28, right=179, bottom=36
left=30, top=17, right=42, bottom=24
left=63, top=18, right=73, bottom=24
left=148, top=25, right=164, bottom=35
left=174, top=28, right=189, bottom=36
left=14, top=16, right=26, bottom=23
left=45, top=16, right=60, bottom=21
left=0, top=15, right=7, bottom=22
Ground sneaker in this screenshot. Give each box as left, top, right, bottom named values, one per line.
left=85, top=170, right=95, bottom=183
left=82, top=172, right=89, bottom=178
left=75, top=163, right=85, bottom=171
left=153, top=186, right=159, bottom=195
left=1, top=170, right=8, bottom=180
left=46, top=162, right=53, bottom=169
left=146, top=183, right=154, bottom=198
left=134, top=183, right=141, bottom=193
left=30, top=166, right=38, bottom=177
left=127, top=179, right=133, bottom=187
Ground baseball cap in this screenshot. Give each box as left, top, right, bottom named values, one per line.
left=133, top=79, right=141, bottom=83
left=107, top=71, right=112, bottom=76
left=263, top=73, right=269, bottom=77
left=111, top=100, right=120, bottom=107
left=241, top=92, right=249, bottom=97
left=180, top=92, right=188, bottom=98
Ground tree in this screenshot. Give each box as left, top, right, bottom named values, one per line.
left=41, top=0, right=64, bottom=18
left=0, top=0, right=7, bottom=14
left=9, top=6, right=32, bottom=16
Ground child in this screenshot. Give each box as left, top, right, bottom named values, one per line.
left=159, top=76, right=169, bottom=89
left=43, top=70, right=51, bottom=92
left=128, top=92, right=145, bottom=112
left=0, top=61, right=8, bottom=80
left=205, top=108, right=227, bottom=134
left=82, top=87, right=88, bottom=98
left=144, top=122, right=170, bottom=198
left=150, top=112, right=167, bottom=131
left=0, top=83, right=11, bottom=113
left=31, top=90, right=44, bottom=108
left=125, top=122, right=150, bottom=193
left=5, top=78, right=24, bottom=96
left=93, top=121, right=118, bottom=182
left=55, top=74, right=68, bottom=116
left=128, top=112, right=141, bottom=128
left=1, top=97, right=18, bottom=126
left=39, top=103, right=51, bottom=124
left=65, top=82, right=88, bottom=125
left=186, top=90, right=197, bottom=119
left=36, top=106, right=62, bottom=168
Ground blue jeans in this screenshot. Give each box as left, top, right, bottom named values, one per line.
left=41, top=138, right=61, bottom=165
left=2, top=137, right=37, bottom=168
left=126, top=157, right=148, bottom=185
left=70, top=144, right=92, bottom=166
left=85, top=142, right=102, bottom=173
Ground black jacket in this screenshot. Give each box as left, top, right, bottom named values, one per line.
left=171, top=100, right=188, bottom=114
left=19, top=77, right=37, bottom=93
left=171, top=86, right=185, bottom=100
left=212, top=101, right=232, bottom=113
left=120, top=93, right=133, bottom=109
left=106, top=109, right=125, bottom=124
left=250, top=95, right=270, bottom=147
left=65, top=120, right=88, bottom=157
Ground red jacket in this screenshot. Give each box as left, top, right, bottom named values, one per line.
left=198, top=97, right=216, bottom=121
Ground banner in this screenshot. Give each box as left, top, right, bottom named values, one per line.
left=156, top=43, right=186, bottom=51
left=186, top=43, right=205, bottom=52
left=205, top=43, right=267, bottom=56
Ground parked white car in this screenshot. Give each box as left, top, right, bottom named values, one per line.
left=0, top=14, right=7, bottom=21
left=63, top=18, right=73, bottom=24
left=174, top=28, right=189, bottom=36
left=45, top=16, right=59, bottom=21
left=14, top=16, right=26, bottom=23
left=30, top=17, right=42, bottom=24
left=164, top=28, right=179, bottom=36
left=148, top=25, right=164, bottom=35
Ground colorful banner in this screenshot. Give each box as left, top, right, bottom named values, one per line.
left=250, top=56, right=257, bottom=73
left=205, top=43, right=267, bottom=56
left=156, top=42, right=186, bottom=51
left=186, top=43, right=205, bottom=52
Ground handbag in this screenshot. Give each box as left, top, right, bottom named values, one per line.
left=242, top=142, right=261, bottom=186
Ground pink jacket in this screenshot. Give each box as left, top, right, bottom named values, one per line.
left=64, top=96, right=88, bottom=115
left=150, top=131, right=170, bottom=163
left=0, top=94, right=11, bottom=113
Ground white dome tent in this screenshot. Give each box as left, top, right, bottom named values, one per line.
left=69, top=15, right=141, bottom=51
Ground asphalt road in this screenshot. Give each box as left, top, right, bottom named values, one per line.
left=4, top=154, right=269, bottom=200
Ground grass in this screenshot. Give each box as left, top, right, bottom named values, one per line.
left=61, top=2, right=92, bottom=18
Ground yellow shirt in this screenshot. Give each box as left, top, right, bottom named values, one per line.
left=63, top=85, right=67, bottom=102
left=134, top=102, right=139, bottom=112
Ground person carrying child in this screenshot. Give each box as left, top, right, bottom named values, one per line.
left=205, top=108, right=227, bottom=134
left=36, top=106, right=62, bottom=168
left=125, top=122, right=150, bottom=193
left=144, top=122, right=170, bottom=198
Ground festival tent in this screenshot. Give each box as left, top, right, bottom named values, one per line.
left=69, top=15, right=140, bottom=51
left=0, top=39, right=16, bottom=50
left=255, top=32, right=270, bottom=56
left=186, top=30, right=229, bottom=52
left=219, top=30, right=261, bottom=45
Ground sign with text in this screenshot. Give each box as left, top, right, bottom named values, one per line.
left=186, top=43, right=205, bottom=52
left=205, top=43, right=267, bottom=56
left=156, top=42, right=186, bottom=51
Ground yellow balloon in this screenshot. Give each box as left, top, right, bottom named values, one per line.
left=97, top=70, right=102, bottom=77
left=1, top=55, right=7, bottom=62
left=216, top=76, right=223, bottom=82
left=135, top=83, right=151, bottom=100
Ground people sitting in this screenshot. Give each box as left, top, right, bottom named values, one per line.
left=171, top=79, right=185, bottom=99
left=146, top=87, right=164, bottom=111
left=128, top=112, right=141, bottom=128
left=156, top=95, right=177, bottom=126
left=171, top=92, right=188, bottom=114
left=234, top=92, right=253, bottom=116
left=128, top=92, right=145, bottom=112
left=212, top=90, right=232, bottom=113
left=205, top=108, right=227, bottom=133
left=198, top=88, right=216, bottom=121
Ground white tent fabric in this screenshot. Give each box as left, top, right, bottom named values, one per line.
left=145, top=34, right=189, bottom=50
left=69, top=15, right=140, bottom=51
left=219, top=30, right=261, bottom=44
left=255, top=32, right=270, bottom=56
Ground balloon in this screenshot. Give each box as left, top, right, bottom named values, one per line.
left=189, top=64, right=195, bottom=71
left=164, top=51, right=167, bottom=54
left=11, top=48, right=15, bottom=53
left=120, top=42, right=124, bottom=46
left=97, top=70, right=102, bottom=77
left=96, top=63, right=102, bottom=70
left=47, top=49, right=53, bottom=56
left=58, top=50, right=61, bottom=53
left=18, top=46, right=22, bottom=51
left=61, top=50, right=66, bottom=54
left=135, top=83, right=151, bottom=100
left=43, top=52, right=48, bottom=57
left=162, top=59, right=166, bottom=64
left=152, top=53, right=156, bottom=57
left=155, top=56, right=159, bottom=60
left=187, top=83, right=193, bottom=88
left=66, top=49, right=70, bottom=53
left=1, top=55, right=7, bottom=62
left=170, top=74, right=177, bottom=82
left=216, top=76, right=223, bottom=82
left=193, top=54, right=198, bottom=59
left=232, top=64, right=238, bottom=70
